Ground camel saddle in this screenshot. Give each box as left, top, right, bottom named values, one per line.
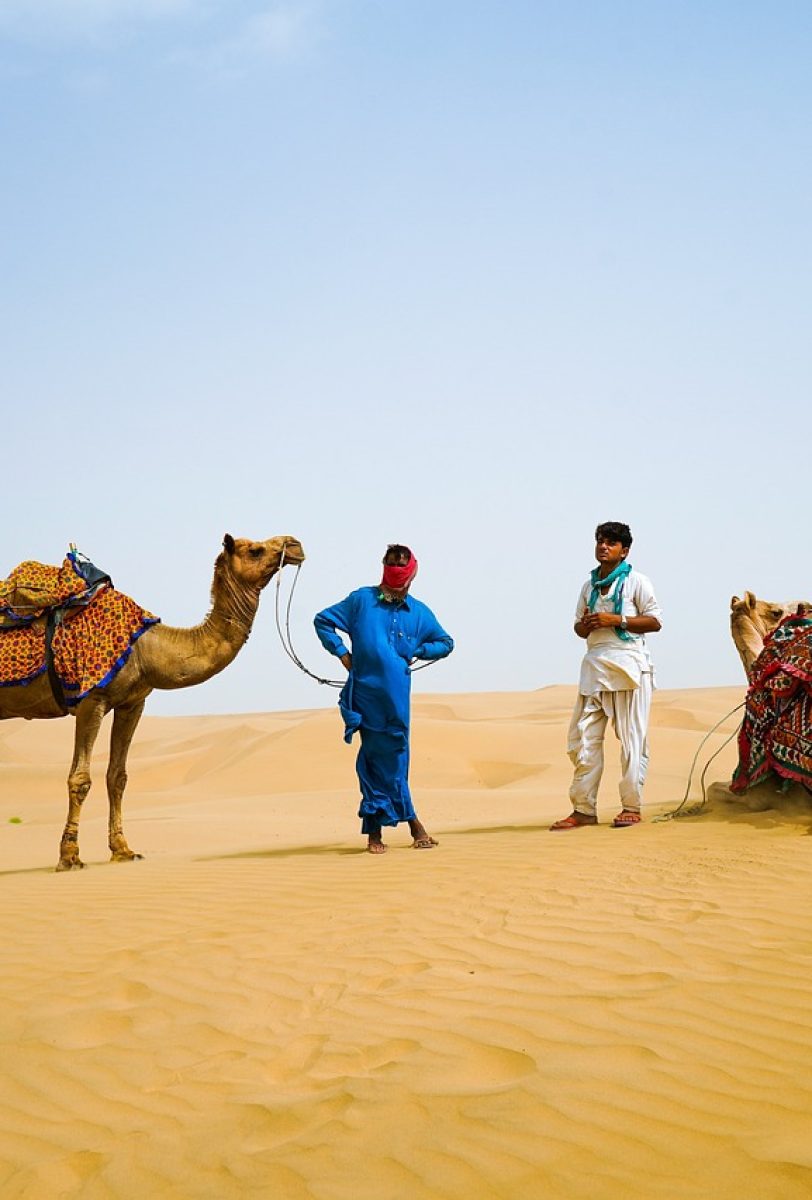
left=0, top=549, right=159, bottom=711
left=0, top=549, right=111, bottom=629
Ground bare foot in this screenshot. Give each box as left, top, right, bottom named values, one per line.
left=367, top=838, right=387, bottom=854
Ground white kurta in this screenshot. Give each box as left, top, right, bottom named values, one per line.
left=568, top=570, right=662, bottom=815
left=575, top=571, right=661, bottom=695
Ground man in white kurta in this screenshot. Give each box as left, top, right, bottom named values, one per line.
left=552, top=523, right=662, bottom=830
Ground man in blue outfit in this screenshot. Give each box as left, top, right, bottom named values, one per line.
left=314, top=544, right=454, bottom=854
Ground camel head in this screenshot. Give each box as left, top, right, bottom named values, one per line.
left=221, top=534, right=305, bottom=592
left=730, top=592, right=812, bottom=677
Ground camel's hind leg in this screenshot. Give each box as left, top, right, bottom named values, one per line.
left=58, top=698, right=107, bottom=872
left=107, top=700, right=145, bottom=862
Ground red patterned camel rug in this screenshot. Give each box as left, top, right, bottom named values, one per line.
left=732, top=614, right=812, bottom=794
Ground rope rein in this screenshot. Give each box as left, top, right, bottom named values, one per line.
left=274, top=551, right=343, bottom=688
left=654, top=701, right=746, bottom=821
left=273, top=546, right=438, bottom=688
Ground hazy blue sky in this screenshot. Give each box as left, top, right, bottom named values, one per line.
left=2, top=1, right=809, bottom=716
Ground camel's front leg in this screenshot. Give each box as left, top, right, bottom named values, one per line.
left=107, top=700, right=145, bottom=862
left=58, top=699, right=107, bottom=871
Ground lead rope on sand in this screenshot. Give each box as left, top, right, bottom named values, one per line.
left=274, top=546, right=438, bottom=686
left=653, top=701, right=746, bottom=821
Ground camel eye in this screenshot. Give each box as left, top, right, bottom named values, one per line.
left=770, top=609, right=784, bottom=619
left=249, top=546, right=265, bottom=559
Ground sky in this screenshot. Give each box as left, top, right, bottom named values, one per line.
left=2, top=0, right=810, bottom=717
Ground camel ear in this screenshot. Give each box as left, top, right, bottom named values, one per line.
left=744, top=590, right=757, bottom=608
left=730, top=595, right=740, bottom=610
left=223, top=534, right=236, bottom=554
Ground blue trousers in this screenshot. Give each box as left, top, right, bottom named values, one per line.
left=356, top=727, right=416, bottom=834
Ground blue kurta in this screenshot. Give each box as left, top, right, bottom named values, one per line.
left=314, top=587, right=453, bottom=832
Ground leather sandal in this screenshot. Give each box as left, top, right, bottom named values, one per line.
left=612, top=810, right=641, bottom=827
left=550, top=812, right=598, bottom=831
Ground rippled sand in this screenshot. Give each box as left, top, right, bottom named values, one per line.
left=2, top=686, right=811, bottom=1199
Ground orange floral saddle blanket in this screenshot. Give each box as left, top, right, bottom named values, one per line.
left=0, top=550, right=159, bottom=705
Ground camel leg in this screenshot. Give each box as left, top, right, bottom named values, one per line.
left=107, top=700, right=146, bottom=863
left=58, top=698, right=108, bottom=872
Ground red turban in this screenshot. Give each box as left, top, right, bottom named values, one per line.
left=381, top=552, right=418, bottom=591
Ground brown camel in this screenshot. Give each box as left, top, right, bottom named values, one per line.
left=730, top=592, right=812, bottom=676
left=0, top=534, right=304, bottom=870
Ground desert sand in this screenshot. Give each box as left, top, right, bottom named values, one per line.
left=2, top=684, right=812, bottom=1199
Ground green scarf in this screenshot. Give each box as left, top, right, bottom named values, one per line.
left=588, top=561, right=633, bottom=642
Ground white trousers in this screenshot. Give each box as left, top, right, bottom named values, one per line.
left=566, top=675, right=653, bottom=816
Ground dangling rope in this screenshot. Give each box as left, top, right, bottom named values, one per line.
left=274, top=548, right=343, bottom=688
left=654, top=701, right=746, bottom=821
left=273, top=545, right=439, bottom=686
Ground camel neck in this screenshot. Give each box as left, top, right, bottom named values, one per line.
left=138, top=559, right=264, bottom=692
left=205, top=564, right=261, bottom=647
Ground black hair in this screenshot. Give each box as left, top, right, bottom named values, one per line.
left=383, top=543, right=412, bottom=563
left=595, top=521, right=633, bottom=549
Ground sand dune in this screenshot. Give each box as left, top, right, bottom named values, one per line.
left=2, top=685, right=812, bottom=1198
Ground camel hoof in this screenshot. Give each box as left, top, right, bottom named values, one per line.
left=56, top=858, right=85, bottom=872
left=110, top=851, right=144, bottom=863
